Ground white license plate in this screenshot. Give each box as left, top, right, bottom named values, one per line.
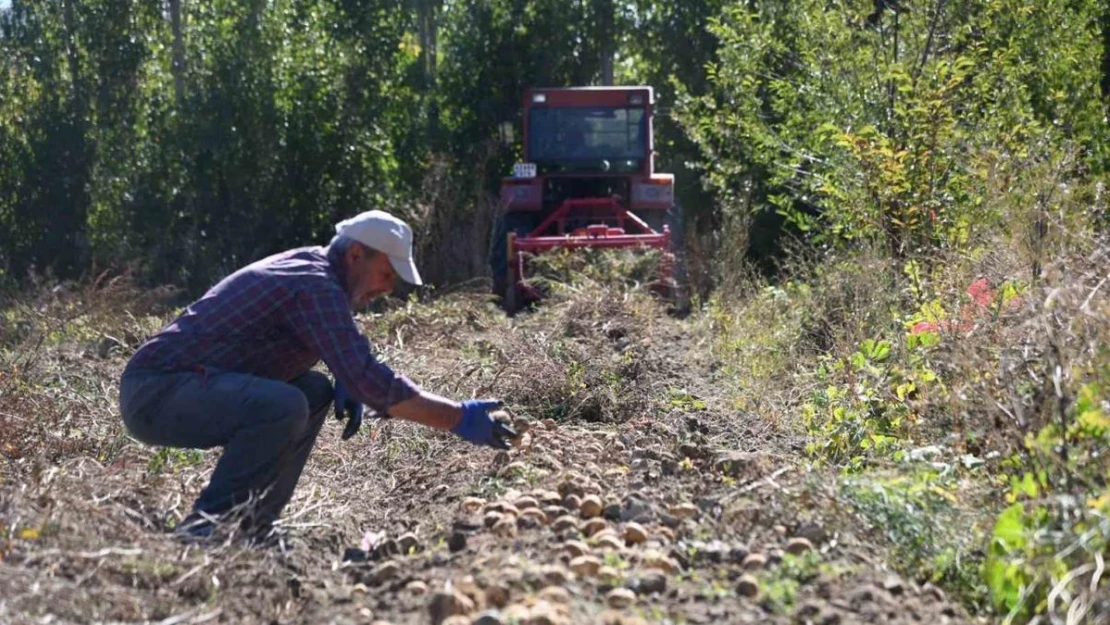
left=512, top=163, right=537, bottom=179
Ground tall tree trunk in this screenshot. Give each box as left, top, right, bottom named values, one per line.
left=168, top=0, right=186, bottom=107
left=418, top=0, right=441, bottom=142
left=597, top=0, right=614, bottom=85
left=1101, top=6, right=1110, bottom=101
left=60, top=0, right=89, bottom=276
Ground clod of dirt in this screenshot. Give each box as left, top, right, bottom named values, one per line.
left=543, top=505, right=569, bottom=520
left=735, top=574, right=760, bottom=599
left=563, top=540, right=591, bottom=558
left=562, top=494, right=583, bottom=510
left=398, top=532, right=421, bottom=554
left=668, top=503, right=698, bottom=519
left=497, top=462, right=528, bottom=479
left=583, top=518, right=608, bottom=536
left=795, top=520, right=827, bottom=545
left=688, top=540, right=727, bottom=564
left=525, top=602, right=567, bottom=625
left=621, top=497, right=652, bottom=526
left=512, top=415, right=533, bottom=434
left=922, top=583, right=947, bottom=602
left=599, top=612, right=649, bottom=625
left=849, top=585, right=880, bottom=609
left=579, top=495, right=603, bottom=518
left=741, top=553, right=767, bottom=570
left=655, top=527, right=676, bottom=543
left=471, top=611, right=504, bottom=625
left=558, top=479, right=584, bottom=500
left=407, top=580, right=429, bottom=596
left=429, top=590, right=476, bottom=625
left=597, top=566, right=621, bottom=585
left=538, top=586, right=571, bottom=604
left=343, top=547, right=369, bottom=563
left=485, top=583, right=510, bottom=608
left=569, top=555, right=602, bottom=576
left=541, top=418, right=558, bottom=430
left=605, top=587, right=637, bottom=609
left=796, top=601, right=823, bottom=619
left=773, top=524, right=788, bottom=537
left=631, top=572, right=667, bottom=595
left=375, top=537, right=402, bottom=559
left=785, top=536, right=813, bottom=555
left=883, top=575, right=905, bottom=596
left=678, top=442, right=710, bottom=460
left=641, top=550, right=679, bottom=573
left=448, top=531, right=468, bottom=553
left=603, top=501, right=622, bottom=521
left=712, top=450, right=773, bottom=479
left=551, top=515, right=579, bottom=533
left=726, top=544, right=749, bottom=563
left=502, top=605, right=531, bottom=622
left=540, top=565, right=570, bottom=586
left=518, top=508, right=547, bottom=527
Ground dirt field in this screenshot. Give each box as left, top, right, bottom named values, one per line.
left=0, top=280, right=975, bottom=625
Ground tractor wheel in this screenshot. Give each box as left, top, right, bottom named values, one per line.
left=667, top=203, right=691, bottom=315
left=645, top=205, right=690, bottom=314
left=489, top=211, right=537, bottom=313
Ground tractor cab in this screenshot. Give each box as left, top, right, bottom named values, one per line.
left=491, top=86, right=680, bottom=312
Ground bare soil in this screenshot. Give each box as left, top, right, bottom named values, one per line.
left=0, top=283, right=975, bottom=625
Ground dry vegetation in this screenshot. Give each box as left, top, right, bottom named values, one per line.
left=1, top=219, right=1108, bottom=625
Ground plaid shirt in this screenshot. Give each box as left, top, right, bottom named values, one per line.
left=126, top=245, right=420, bottom=413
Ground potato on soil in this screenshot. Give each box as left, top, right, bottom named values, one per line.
left=605, top=588, right=636, bottom=609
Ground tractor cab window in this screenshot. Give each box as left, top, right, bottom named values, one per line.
left=528, top=107, right=646, bottom=173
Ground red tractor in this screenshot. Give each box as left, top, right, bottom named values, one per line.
left=490, top=86, right=684, bottom=312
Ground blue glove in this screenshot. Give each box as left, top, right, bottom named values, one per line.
left=333, top=380, right=364, bottom=440
left=452, top=399, right=517, bottom=450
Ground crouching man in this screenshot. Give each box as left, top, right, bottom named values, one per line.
left=119, top=210, right=514, bottom=544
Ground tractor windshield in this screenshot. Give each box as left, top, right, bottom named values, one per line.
left=528, top=107, right=646, bottom=174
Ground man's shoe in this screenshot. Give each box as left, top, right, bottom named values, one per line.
left=174, top=512, right=218, bottom=544
left=245, top=522, right=292, bottom=550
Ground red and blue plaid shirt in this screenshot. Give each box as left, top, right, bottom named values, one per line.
left=127, top=245, right=419, bottom=413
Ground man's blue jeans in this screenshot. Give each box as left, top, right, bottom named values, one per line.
left=119, top=367, right=332, bottom=529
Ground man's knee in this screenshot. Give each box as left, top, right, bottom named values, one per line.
left=289, top=370, right=334, bottom=417
left=251, top=382, right=312, bottom=431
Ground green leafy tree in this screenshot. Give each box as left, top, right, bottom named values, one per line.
left=676, top=0, right=1107, bottom=256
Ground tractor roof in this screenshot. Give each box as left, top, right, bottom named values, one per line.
left=526, top=86, right=654, bottom=107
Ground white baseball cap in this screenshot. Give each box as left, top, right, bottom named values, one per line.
left=335, top=210, right=423, bottom=285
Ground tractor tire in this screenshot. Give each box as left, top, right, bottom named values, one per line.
left=667, top=203, right=691, bottom=315
left=489, top=211, right=537, bottom=313
left=644, top=205, right=690, bottom=314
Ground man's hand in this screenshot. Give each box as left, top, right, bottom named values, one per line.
left=333, top=380, right=364, bottom=440
left=452, top=399, right=517, bottom=449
